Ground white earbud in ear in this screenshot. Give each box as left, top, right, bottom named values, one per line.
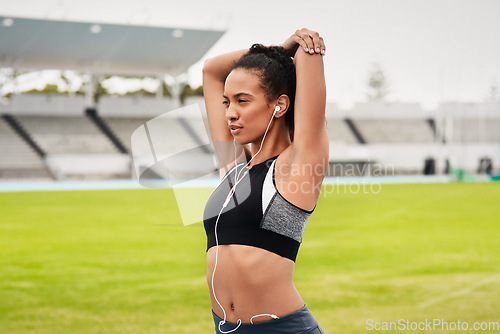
left=273, top=105, right=280, bottom=116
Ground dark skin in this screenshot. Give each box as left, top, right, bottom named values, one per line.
left=203, top=28, right=328, bottom=324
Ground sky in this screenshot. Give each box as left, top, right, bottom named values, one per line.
left=1, top=0, right=500, bottom=110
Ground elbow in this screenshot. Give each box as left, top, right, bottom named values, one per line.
left=202, top=58, right=215, bottom=75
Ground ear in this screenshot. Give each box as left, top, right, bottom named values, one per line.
left=274, top=94, right=290, bottom=119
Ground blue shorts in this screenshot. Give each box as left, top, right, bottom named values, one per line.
left=212, top=304, right=325, bottom=334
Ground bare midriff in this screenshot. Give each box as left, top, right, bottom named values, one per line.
left=207, top=244, right=305, bottom=324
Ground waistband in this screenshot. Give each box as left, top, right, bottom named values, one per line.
left=212, top=304, right=319, bottom=333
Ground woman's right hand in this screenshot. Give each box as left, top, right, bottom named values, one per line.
left=280, top=28, right=326, bottom=57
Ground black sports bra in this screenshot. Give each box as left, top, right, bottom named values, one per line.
left=203, top=154, right=315, bottom=262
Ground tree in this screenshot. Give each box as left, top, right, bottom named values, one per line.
left=94, top=79, right=109, bottom=103
left=485, top=82, right=500, bottom=103
left=24, top=84, right=62, bottom=94
left=180, top=84, right=203, bottom=104
left=366, top=62, right=390, bottom=102
left=162, top=81, right=172, bottom=97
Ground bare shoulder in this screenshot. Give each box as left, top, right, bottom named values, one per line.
left=274, top=137, right=329, bottom=212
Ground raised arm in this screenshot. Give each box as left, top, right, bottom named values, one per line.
left=282, top=29, right=329, bottom=171
left=202, top=50, right=249, bottom=178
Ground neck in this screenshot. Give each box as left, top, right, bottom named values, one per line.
left=248, top=121, right=291, bottom=166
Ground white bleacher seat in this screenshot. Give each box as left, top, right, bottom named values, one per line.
left=354, top=119, right=435, bottom=143
left=0, top=120, right=51, bottom=178
left=16, top=116, right=118, bottom=154
left=325, top=118, right=358, bottom=144
left=452, top=119, right=500, bottom=143
left=105, top=116, right=200, bottom=157
left=102, top=118, right=149, bottom=151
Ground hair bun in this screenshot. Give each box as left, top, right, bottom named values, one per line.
left=249, top=43, right=291, bottom=64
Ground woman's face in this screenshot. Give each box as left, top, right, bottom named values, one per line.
left=223, top=68, right=274, bottom=145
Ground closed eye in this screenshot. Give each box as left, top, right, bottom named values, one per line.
left=222, top=99, right=248, bottom=106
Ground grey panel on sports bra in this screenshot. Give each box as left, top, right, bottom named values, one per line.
left=260, top=192, right=311, bottom=242
left=260, top=159, right=312, bottom=243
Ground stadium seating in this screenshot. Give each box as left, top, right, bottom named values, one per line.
left=354, top=119, right=435, bottom=143
left=325, top=118, right=359, bottom=144
left=1, top=97, right=499, bottom=180
left=16, top=115, right=118, bottom=154
left=104, top=117, right=202, bottom=155
left=451, top=119, right=500, bottom=143
left=0, top=119, right=51, bottom=179
left=439, top=102, right=500, bottom=143
left=101, top=118, right=151, bottom=152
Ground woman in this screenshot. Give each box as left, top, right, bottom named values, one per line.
left=202, top=28, right=328, bottom=334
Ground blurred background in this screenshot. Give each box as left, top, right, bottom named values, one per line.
left=1, top=1, right=499, bottom=333
left=0, top=0, right=499, bottom=181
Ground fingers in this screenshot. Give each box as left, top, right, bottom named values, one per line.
left=295, top=29, right=314, bottom=53
left=294, top=34, right=311, bottom=54
left=295, top=28, right=326, bottom=55
left=319, top=36, right=326, bottom=55
left=310, top=32, right=323, bottom=55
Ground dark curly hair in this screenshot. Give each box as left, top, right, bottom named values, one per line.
left=231, top=43, right=296, bottom=139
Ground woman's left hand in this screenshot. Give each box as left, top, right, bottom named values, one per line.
left=280, top=28, right=326, bottom=56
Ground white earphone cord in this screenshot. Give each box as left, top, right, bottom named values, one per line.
left=212, top=106, right=280, bottom=333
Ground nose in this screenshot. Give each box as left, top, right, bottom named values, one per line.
left=225, top=105, right=239, bottom=122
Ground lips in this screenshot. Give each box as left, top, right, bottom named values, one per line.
left=229, top=124, right=243, bottom=134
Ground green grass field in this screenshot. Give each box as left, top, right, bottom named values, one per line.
left=1, top=182, right=499, bottom=333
